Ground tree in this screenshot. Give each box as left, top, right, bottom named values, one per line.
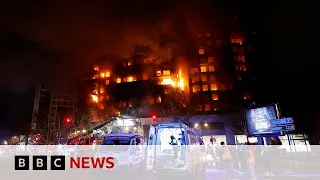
left=160, top=87, right=194, bottom=126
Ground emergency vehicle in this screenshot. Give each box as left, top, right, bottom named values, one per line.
left=96, top=131, right=145, bottom=173
left=146, top=123, right=206, bottom=178
left=63, top=137, right=103, bottom=156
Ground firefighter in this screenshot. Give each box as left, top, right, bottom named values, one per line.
left=221, top=141, right=234, bottom=180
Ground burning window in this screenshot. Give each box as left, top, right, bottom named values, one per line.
left=234, top=56, right=245, bottom=62
left=200, top=66, right=207, bottom=72
left=106, top=95, right=110, bottom=100
left=191, top=77, right=199, bottom=83
left=205, top=104, right=211, bottom=111
left=231, top=38, right=243, bottom=45
left=211, top=84, right=218, bottom=91
left=203, top=85, right=209, bottom=91
left=209, top=66, right=215, bottom=72
left=91, top=95, right=98, bottom=103
left=143, top=73, right=149, bottom=80
left=157, top=70, right=162, bottom=76
left=94, top=66, right=99, bottom=71
left=100, top=87, right=105, bottom=94
left=106, top=71, right=110, bottom=77
left=236, top=65, right=247, bottom=71
left=212, top=94, right=218, bottom=100
left=164, top=89, right=170, bottom=94
left=198, top=48, right=205, bottom=55
left=208, top=57, right=214, bottom=63
left=127, top=76, right=134, bottom=82
left=201, top=75, right=208, bottom=82
left=205, top=32, right=211, bottom=37
left=192, top=85, right=200, bottom=93
left=93, top=89, right=98, bottom=95
left=128, top=61, right=133, bottom=66
left=100, top=73, right=105, bottom=78
left=163, top=70, right=170, bottom=76
left=156, top=96, right=162, bottom=103
left=117, top=77, right=121, bottom=83
left=191, top=68, right=198, bottom=74
left=106, top=80, right=110, bottom=85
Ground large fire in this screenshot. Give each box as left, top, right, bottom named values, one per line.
left=160, top=68, right=186, bottom=90
left=91, top=95, right=98, bottom=103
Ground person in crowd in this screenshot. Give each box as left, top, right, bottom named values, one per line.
left=246, top=143, right=256, bottom=180
left=221, top=141, right=234, bottom=180
left=169, top=135, right=179, bottom=158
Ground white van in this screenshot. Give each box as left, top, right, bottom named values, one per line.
left=146, top=123, right=206, bottom=178
left=97, top=131, right=144, bottom=173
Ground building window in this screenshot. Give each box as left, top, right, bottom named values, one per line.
left=234, top=56, right=245, bottom=62
left=156, top=70, right=162, bottom=76
left=93, top=89, right=98, bottom=95
left=209, top=66, right=215, bottom=72
left=100, top=87, right=105, bottom=94
left=212, top=94, right=218, bottom=100
left=143, top=73, right=149, bottom=80
left=231, top=38, right=243, bottom=45
left=106, top=71, right=110, bottom=77
left=192, top=86, right=200, bottom=93
left=192, top=77, right=199, bottom=83
left=200, top=66, right=207, bottom=72
left=203, top=85, right=209, bottom=91
left=208, top=57, right=214, bottom=63
left=191, top=68, right=198, bottom=74
left=164, top=89, right=170, bottom=94
left=196, top=104, right=203, bottom=112
left=198, top=48, right=205, bottom=55
left=232, top=47, right=244, bottom=53
left=201, top=75, right=207, bottom=82
left=236, top=65, right=247, bottom=71
left=128, top=61, right=133, bottom=66
left=117, top=77, right=121, bottom=83
left=100, top=73, right=105, bottom=78
left=205, top=104, right=211, bottom=111
left=211, top=84, right=218, bottom=91
left=156, top=96, right=162, bottom=103
left=94, top=66, right=99, bottom=71
left=163, top=70, right=170, bottom=76
left=210, top=76, right=216, bottom=82
left=106, top=80, right=110, bottom=85
left=127, top=76, right=134, bottom=82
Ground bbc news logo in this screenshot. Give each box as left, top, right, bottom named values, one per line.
left=15, top=156, right=115, bottom=170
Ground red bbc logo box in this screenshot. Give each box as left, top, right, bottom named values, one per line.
left=15, top=156, right=65, bottom=170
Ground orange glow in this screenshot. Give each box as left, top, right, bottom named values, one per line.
left=205, top=104, right=211, bottom=111
left=106, top=71, right=110, bottom=77
left=209, top=66, right=215, bottom=72
left=208, top=57, right=214, bottom=63
left=100, top=73, right=105, bottom=78
left=200, top=66, right=207, bottom=72
left=117, top=77, right=121, bottom=83
left=198, top=48, right=205, bottom=55
left=191, top=68, right=198, bottom=74
left=106, top=80, right=110, bottom=85
left=211, top=84, right=218, bottom=91
left=202, top=85, right=209, bottom=91
left=91, top=95, right=98, bottom=103
left=157, top=70, right=162, bottom=76
left=128, top=61, right=132, bottom=66
left=163, top=70, right=170, bottom=76
left=231, top=38, right=243, bottom=45
left=161, top=78, right=176, bottom=86
left=201, top=76, right=207, bottom=82
left=212, top=94, right=218, bottom=100
left=100, top=87, right=105, bottom=94
left=192, top=86, right=200, bottom=93
left=94, top=66, right=99, bottom=71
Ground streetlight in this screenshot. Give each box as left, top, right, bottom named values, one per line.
left=204, top=123, right=208, bottom=127
left=82, top=129, right=86, bottom=133
left=194, top=123, right=198, bottom=128
left=77, top=131, right=80, bottom=133
left=134, top=127, right=137, bottom=131
left=125, top=127, right=129, bottom=131
left=3, top=141, right=8, bottom=145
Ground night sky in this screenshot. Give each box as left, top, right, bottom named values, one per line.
left=0, top=1, right=319, bottom=137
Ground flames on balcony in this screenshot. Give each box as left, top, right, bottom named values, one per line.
left=160, top=68, right=186, bottom=91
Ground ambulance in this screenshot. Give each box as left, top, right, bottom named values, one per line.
left=97, top=131, right=145, bottom=173
left=146, top=123, right=206, bottom=178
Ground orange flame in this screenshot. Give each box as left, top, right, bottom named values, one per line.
left=91, top=95, right=98, bottom=103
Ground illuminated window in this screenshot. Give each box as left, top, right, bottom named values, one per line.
left=106, top=71, right=110, bottom=77
left=212, top=94, right=218, bottom=100
left=208, top=57, right=214, bottom=63
left=117, top=77, right=121, bottom=83
left=236, top=65, right=247, bottom=71
left=128, top=61, right=132, bottom=66
left=234, top=56, right=245, bottom=62
left=106, top=80, right=110, bottom=85
left=192, top=77, right=199, bottom=83
left=209, top=66, right=215, bottom=72
left=106, top=95, right=110, bottom=100
left=100, top=73, right=105, bottom=78
left=231, top=38, right=243, bottom=45
left=200, top=66, right=207, bottom=72
left=205, top=32, right=211, bottom=37
left=94, top=66, right=99, bottom=71
left=93, top=89, right=98, bottom=95
left=192, top=86, right=200, bottom=93
left=191, top=68, right=198, bottom=74
left=203, top=85, right=209, bottom=91
left=156, top=96, right=162, bottom=103
left=201, top=76, right=208, bottom=82
left=127, top=76, right=133, bottom=82
left=205, top=104, right=211, bottom=111
left=164, top=89, right=170, bottom=94
left=163, top=70, right=170, bottom=76
left=206, top=40, right=212, bottom=45
left=157, top=70, right=162, bottom=76
left=211, top=84, right=218, bottom=91
left=198, top=48, right=205, bottom=55
left=100, top=87, right=105, bottom=94
left=210, top=76, right=216, bottom=82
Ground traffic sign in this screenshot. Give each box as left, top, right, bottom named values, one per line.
left=272, top=124, right=295, bottom=132
left=270, top=117, right=293, bottom=125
